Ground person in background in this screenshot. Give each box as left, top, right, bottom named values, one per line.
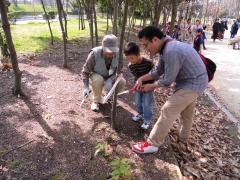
left=186, top=18, right=193, bottom=43
left=81, top=34, right=126, bottom=112
left=202, top=25, right=207, bottom=50
left=212, top=19, right=221, bottom=42
left=230, top=20, right=239, bottom=38
left=180, top=18, right=188, bottom=42
left=172, top=25, right=180, bottom=41
left=193, top=28, right=203, bottom=53
left=124, top=42, right=154, bottom=130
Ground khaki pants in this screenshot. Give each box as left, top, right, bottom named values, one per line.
left=148, top=89, right=198, bottom=147
left=90, top=73, right=126, bottom=103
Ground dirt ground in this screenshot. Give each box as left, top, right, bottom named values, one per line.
left=0, top=39, right=239, bottom=179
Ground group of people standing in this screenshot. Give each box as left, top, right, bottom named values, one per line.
left=165, top=18, right=207, bottom=53
left=81, top=25, right=208, bottom=154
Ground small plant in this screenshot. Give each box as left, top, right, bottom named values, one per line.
left=50, top=172, right=70, bottom=180
left=111, top=158, right=131, bottom=180
left=9, top=160, right=21, bottom=169
left=94, top=143, right=107, bottom=157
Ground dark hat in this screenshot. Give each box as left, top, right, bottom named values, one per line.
left=197, top=28, right=203, bottom=33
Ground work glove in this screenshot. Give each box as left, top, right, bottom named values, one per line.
left=83, top=88, right=90, bottom=98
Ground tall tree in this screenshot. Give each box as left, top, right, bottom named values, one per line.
left=40, top=0, right=54, bottom=45
left=111, top=0, right=128, bottom=130
left=82, top=0, right=94, bottom=47
left=93, top=0, right=98, bottom=46
left=112, top=0, right=118, bottom=35
left=170, top=0, right=178, bottom=33
left=152, top=0, right=164, bottom=27
left=0, top=0, right=22, bottom=95
left=56, top=0, right=68, bottom=68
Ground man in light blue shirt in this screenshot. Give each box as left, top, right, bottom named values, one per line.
left=132, top=26, right=208, bottom=154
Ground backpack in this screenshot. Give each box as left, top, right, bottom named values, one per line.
left=198, top=53, right=216, bottom=82
left=161, top=39, right=217, bottom=82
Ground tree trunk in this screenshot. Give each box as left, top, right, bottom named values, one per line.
left=112, top=0, right=118, bottom=35
left=203, top=0, right=209, bottom=24
left=0, top=0, right=22, bottom=95
left=77, top=0, right=81, bottom=30
left=56, top=0, right=68, bottom=68
left=59, top=0, right=68, bottom=38
left=152, top=0, right=164, bottom=27
left=111, top=0, right=128, bottom=130
left=40, top=0, right=54, bottom=45
left=93, top=1, right=98, bottom=46
left=170, top=0, right=178, bottom=34
left=106, top=11, right=109, bottom=32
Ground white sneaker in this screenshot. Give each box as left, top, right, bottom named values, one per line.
left=132, top=114, right=142, bottom=122
left=141, top=123, right=150, bottom=130
left=91, top=102, right=99, bottom=112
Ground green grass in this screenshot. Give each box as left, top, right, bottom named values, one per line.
left=9, top=4, right=56, bottom=14
left=11, top=17, right=112, bottom=52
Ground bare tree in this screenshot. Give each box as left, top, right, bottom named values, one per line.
left=93, top=0, right=98, bottom=46
left=112, top=0, right=118, bottom=35
left=152, top=0, right=164, bottom=27
left=56, top=0, right=68, bottom=68
left=82, top=0, right=94, bottom=48
left=0, top=0, right=22, bottom=95
left=111, top=0, right=128, bottom=130
left=203, top=0, right=209, bottom=25
left=40, top=0, right=54, bottom=45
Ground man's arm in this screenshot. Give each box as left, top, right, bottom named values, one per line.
left=81, top=51, right=95, bottom=89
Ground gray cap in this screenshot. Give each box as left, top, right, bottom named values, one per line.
left=102, top=34, right=119, bottom=53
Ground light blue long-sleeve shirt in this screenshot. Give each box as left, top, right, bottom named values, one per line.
left=150, top=39, right=208, bottom=94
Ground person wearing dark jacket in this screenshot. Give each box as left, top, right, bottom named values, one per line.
left=212, top=19, right=221, bottom=42
left=193, top=29, right=203, bottom=53
left=230, top=20, right=239, bottom=38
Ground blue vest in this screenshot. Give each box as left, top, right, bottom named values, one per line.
left=92, top=46, right=119, bottom=79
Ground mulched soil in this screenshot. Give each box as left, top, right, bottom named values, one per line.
left=0, top=38, right=239, bottom=179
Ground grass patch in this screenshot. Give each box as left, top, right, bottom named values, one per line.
left=11, top=17, right=112, bottom=52
left=0, top=149, right=7, bottom=158
left=50, top=172, right=71, bottom=180
left=9, top=4, right=56, bottom=14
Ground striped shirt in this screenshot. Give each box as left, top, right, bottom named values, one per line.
left=129, top=58, right=154, bottom=84
left=150, top=38, right=208, bottom=94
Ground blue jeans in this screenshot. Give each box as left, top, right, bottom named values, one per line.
left=134, top=91, right=154, bottom=124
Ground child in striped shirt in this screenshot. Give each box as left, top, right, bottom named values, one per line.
left=124, top=42, right=154, bottom=130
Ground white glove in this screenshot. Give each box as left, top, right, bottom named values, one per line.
left=83, top=88, right=90, bottom=98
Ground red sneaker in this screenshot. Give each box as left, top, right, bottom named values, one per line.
left=132, top=141, right=158, bottom=154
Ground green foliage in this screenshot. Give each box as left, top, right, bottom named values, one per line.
left=94, top=143, right=107, bottom=157
left=111, top=158, right=131, bottom=180
left=43, top=11, right=56, bottom=20
left=9, top=160, right=21, bottom=169
left=97, top=0, right=112, bottom=13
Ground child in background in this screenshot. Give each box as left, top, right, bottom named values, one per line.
left=124, top=42, right=154, bottom=130
left=193, top=28, right=203, bottom=53
left=202, top=25, right=207, bottom=50
left=172, top=25, right=180, bottom=40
